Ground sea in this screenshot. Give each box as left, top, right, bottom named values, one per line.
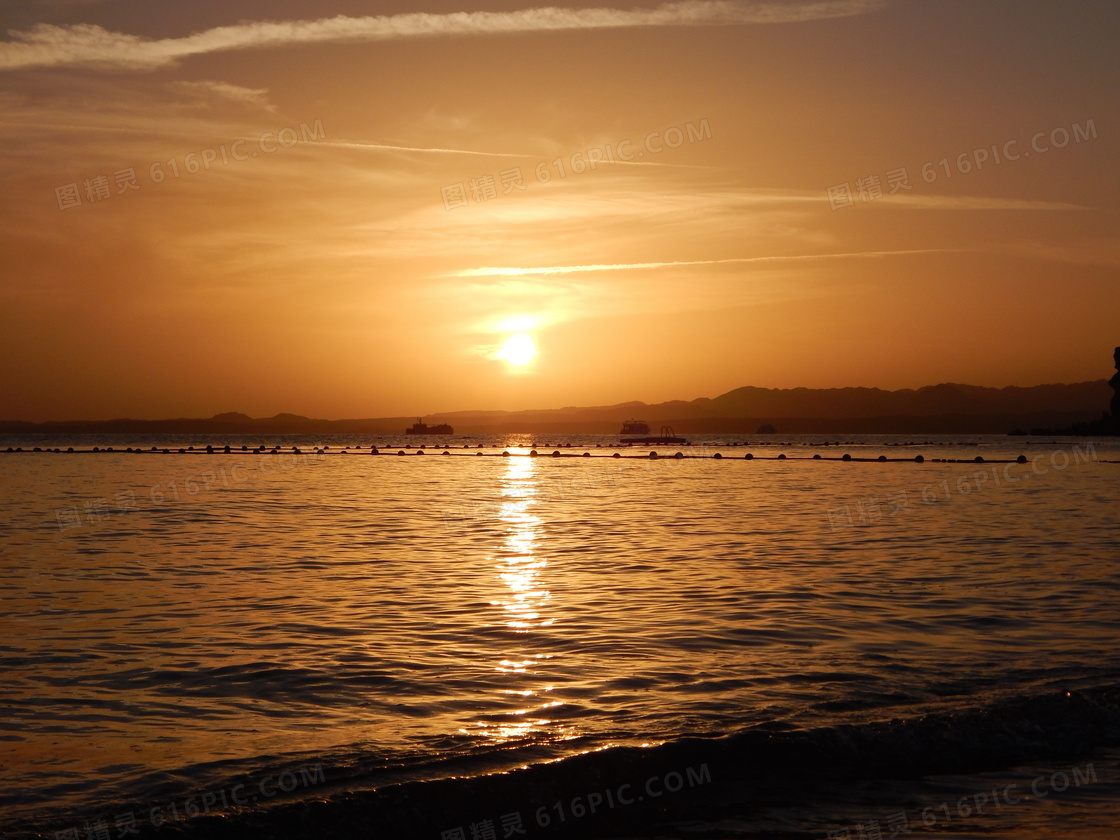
left=1, top=432, right=1118, bottom=839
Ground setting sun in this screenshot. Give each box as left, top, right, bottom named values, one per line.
left=3, top=5, right=1120, bottom=840
left=498, top=334, right=537, bottom=366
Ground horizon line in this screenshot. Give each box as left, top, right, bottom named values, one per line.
left=1, top=377, right=1111, bottom=426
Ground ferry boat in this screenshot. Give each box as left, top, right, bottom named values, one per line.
left=405, top=418, right=454, bottom=435
left=620, top=419, right=650, bottom=436
left=619, top=419, right=686, bottom=445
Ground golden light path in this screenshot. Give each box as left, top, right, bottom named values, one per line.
left=468, top=455, right=568, bottom=745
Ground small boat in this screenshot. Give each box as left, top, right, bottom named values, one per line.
left=405, top=418, right=454, bottom=435
left=620, top=419, right=650, bottom=436
left=619, top=419, right=686, bottom=445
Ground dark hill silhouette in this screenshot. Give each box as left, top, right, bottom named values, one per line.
left=210, top=412, right=253, bottom=423
left=1, top=379, right=1112, bottom=435
left=1044, top=347, right=1120, bottom=435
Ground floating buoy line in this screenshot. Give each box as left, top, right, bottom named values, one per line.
left=1, top=445, right=1107, bottom=465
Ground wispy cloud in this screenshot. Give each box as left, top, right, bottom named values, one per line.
left=326, top=139, right=709, bottom=164
left=326, top=141, right=526, bottom=158
left=883, top=194, right=1094, bottom=212
left=0, top=1, right=886, bottom=71
left=169, top=80, right=276, bottom=111
left=450, top=249, right=957, bottom=277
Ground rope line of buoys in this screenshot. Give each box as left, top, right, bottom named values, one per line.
left=0, top=447, right=1069, bottom=464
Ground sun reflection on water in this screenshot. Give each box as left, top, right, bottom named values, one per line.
left=465, top=456, right=575, bottom=745
left=495, top=456, right=551, bottom=633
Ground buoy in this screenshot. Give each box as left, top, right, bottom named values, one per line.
left=714, top=452, right=722, bottom=459
left=915, top=455, right=924, bottom=463
left=745, top=453, right=753, bottom=460
left=1017, top=455, right=1027, bottom=463
left=842, top=453, right=851, bottom=461
left=778, top=454, right=787, bottom=460
left=813, top=454, right=821, bottom=459
left=877, top=455, right=886, bottom=461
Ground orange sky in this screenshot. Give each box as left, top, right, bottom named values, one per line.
left=1, top=0, right=1117, bottom=421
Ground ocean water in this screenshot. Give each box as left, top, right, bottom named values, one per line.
left=1, top=433, right=1118, bottom=839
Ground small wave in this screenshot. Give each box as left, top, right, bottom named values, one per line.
left=6, top=684, right=1117, bottom=840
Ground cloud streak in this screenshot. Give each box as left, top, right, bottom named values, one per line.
left=450, top=249, right=956, bottom=276
left=0, top=1, right=885, bottom=71
left=326, top=139, right=708, bottom=165
left=327, top=141, right=526, bottom=158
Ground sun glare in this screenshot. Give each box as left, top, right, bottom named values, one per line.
left=498, top=334, right=537, bottom=366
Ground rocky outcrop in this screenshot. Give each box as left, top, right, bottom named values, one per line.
left=1110, top=346, right=1120, bottom=420
left=1040, top=347, right=1120, bottom=435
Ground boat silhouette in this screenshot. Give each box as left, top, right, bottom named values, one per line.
left=405, top=418, right=454, bottom=435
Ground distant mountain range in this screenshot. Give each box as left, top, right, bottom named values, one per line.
left=1, top=380, right=1113, bottom=435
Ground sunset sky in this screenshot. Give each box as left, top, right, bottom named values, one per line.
left=1, top=0, right=1117, bottom=422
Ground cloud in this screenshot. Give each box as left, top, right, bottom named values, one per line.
left=0, top=1, right=886, bottom=71
left=450, top=249, right=958, bottom=276
left=325, top=139, right=708, bottom=165
left=169, top=80, right=275, bottom=111
left=326, top=140, right=526, bottom=158
left=881, top=194, right=1093, bottom=212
